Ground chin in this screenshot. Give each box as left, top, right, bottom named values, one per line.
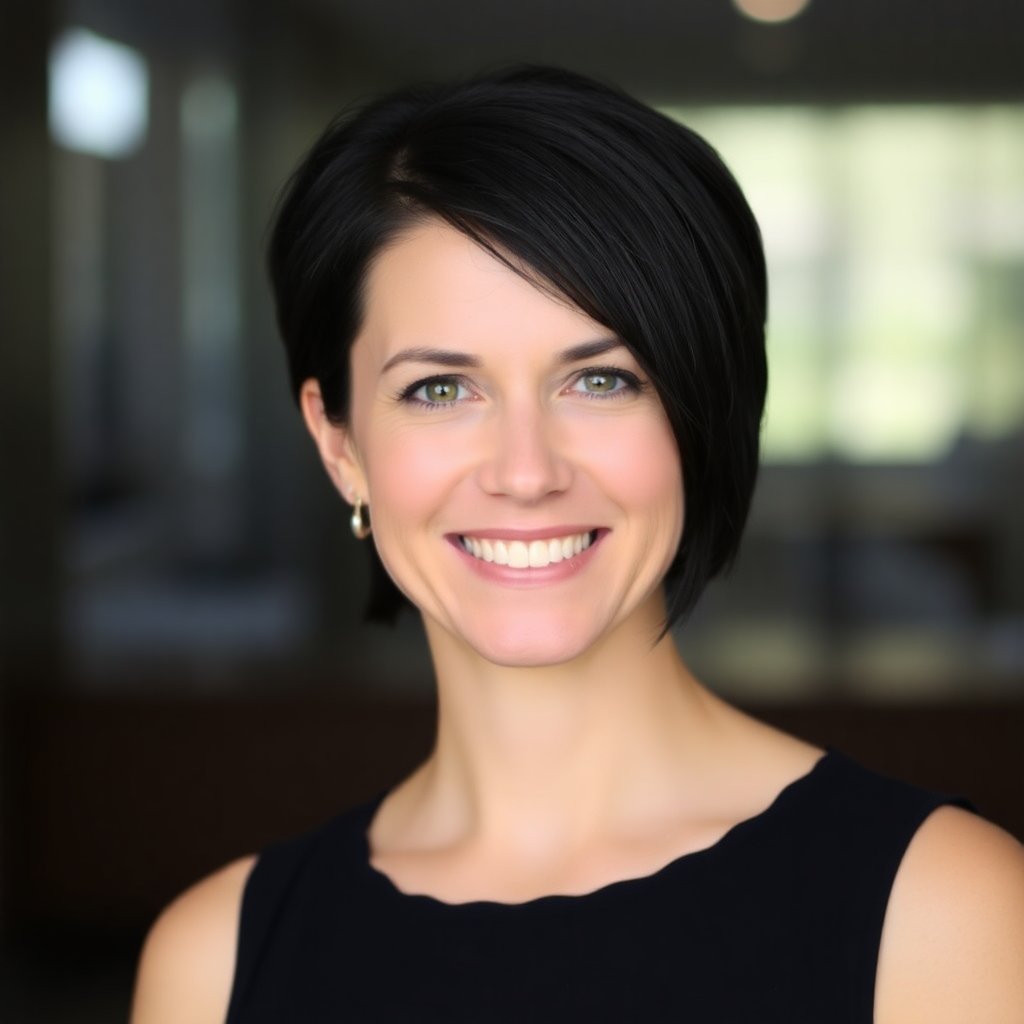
left=458, top=616, right=604, bottom=669
left=478, top=645, right=586, bottom=670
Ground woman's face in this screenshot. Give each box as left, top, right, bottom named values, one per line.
left=307, top=220, right=684, bottom=667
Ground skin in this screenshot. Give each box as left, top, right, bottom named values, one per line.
left=131, top=221, right=1024, bottom=1023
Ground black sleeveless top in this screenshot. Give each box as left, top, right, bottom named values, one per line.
left=226, top=752, right=965, bottom=1023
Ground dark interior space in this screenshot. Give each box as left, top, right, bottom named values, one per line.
left=1, top=0, right=1022, bottom=1020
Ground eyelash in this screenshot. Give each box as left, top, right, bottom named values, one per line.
left=397, top=367, right=646, bottom=410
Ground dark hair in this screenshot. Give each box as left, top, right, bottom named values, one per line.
left=268, top=65, right=767, bottom=630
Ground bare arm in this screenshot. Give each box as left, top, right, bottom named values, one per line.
left=876, top=806, right=1024, bottom=1024
left=129, top=856, right=256, bottom=1024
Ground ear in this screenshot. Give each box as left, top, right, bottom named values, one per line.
left=299, top=379, right=367, bottom=504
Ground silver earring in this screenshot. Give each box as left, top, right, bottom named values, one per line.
left=350, top=497, right=371, bottom=540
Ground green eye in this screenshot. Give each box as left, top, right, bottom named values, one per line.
left=569, top=367, right=643, bottom=400
left=426, top=381, right=458, bottom=402
left=412, top=378, right=466, bottom=404
left=579, top=373, right=619, bottom=393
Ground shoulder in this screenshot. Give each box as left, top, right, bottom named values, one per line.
left=130, top=855, right=256, bottom=1024
left=876, top=805, right=1024, bottom=1024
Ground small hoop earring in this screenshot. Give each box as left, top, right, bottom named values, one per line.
left=350, top=497, right=371, bottom=540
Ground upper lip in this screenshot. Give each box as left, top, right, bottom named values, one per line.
left=453, top=526, right=601, bottom=542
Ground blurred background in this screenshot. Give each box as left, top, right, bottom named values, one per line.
left=1, top=0, right=1022, bottom=1018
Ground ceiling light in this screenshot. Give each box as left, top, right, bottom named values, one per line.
left=49, top=28, right=148, bottom=159
left=732, top=0, right=812, bottom=25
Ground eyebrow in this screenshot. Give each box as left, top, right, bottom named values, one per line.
left=381, top=347, right=482, bottom=373
left=380, top=337, right=625, bottom=374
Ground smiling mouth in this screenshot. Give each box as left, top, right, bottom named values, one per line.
left=459, top=531, right=597, bottom=568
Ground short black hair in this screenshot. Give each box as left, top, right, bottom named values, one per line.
left=268, top=65, right=767, bottom=630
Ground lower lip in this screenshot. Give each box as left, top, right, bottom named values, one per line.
left=448, top=532, right=604, bottom=587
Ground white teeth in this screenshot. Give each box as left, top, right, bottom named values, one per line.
left=507, top=542, right=529, bottom=568
left=462, top=532, right=595, bottom=568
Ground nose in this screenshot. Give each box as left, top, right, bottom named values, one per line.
left=476, top=400, right=572, bottom=502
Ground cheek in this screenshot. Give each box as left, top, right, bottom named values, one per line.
left=360, top=422, right=467, bottom=528
left=580, top=413, right=683, bottom=525
left=626, top=423, right=685, bottom=584
left=635, top=428, right=684, bottom=517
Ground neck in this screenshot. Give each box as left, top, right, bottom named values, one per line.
left=410, top=596, right=721, bottom=848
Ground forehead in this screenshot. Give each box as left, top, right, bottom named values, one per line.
left=357, top=220, right=607, bottom=361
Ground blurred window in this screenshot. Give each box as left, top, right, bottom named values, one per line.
left=665, top=106, right=1024, bottom=463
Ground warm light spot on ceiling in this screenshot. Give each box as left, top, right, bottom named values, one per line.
left=732, top=0, right=813, bottom=24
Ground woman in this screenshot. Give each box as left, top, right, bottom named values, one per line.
left=131, top=67, right=1024, bottom=1023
